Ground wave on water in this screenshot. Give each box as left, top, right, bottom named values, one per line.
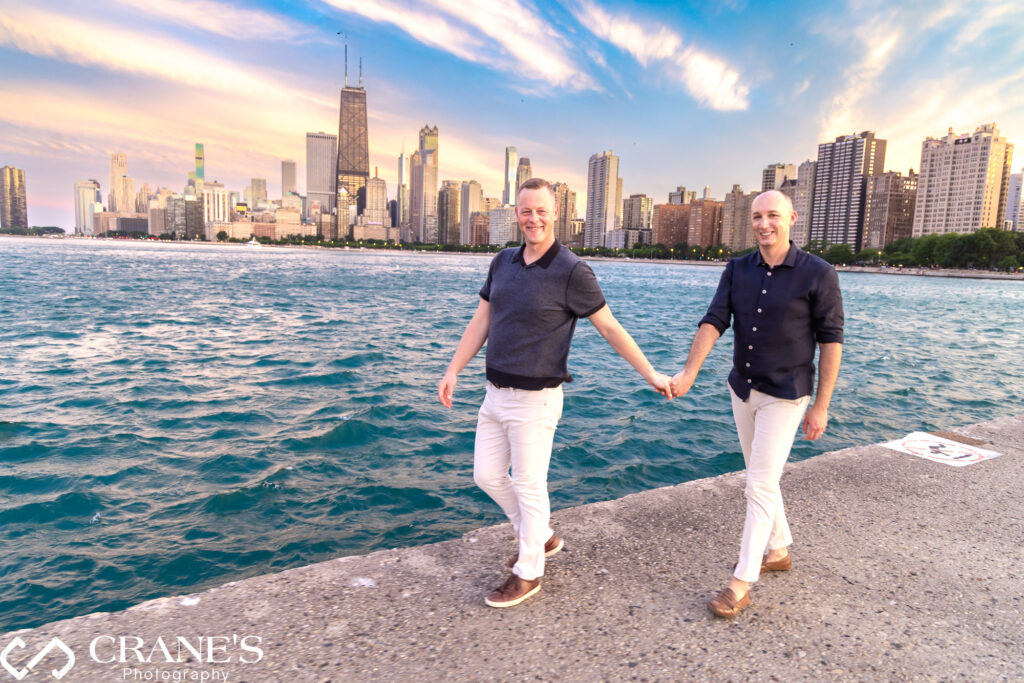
left=1, top=239, right=1022, bottom=631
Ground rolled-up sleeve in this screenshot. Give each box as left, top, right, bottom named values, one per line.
left=698, top=260, right=734, bottom=333
left=811, top=267, right=844, bottom=344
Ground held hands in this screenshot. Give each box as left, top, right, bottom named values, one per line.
left=437, top=370, right=457, bottom=408
left=646, top=371, right=674, bottom=399
left=802, top=403, right=828, bottom=440
left=669, top=367, right=698, bottom=398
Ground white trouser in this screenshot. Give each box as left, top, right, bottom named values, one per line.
left=730, top=386, right=810, bottom=583
left=473, top=383, right=563, bottom=581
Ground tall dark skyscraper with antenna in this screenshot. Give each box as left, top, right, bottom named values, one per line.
left=336, top=48, right=369, bottom=236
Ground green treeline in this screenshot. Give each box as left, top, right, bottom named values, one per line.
left=850, top=228, right=1024, bottom=272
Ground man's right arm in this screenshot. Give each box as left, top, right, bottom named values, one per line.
left=670, top=323, right=721, bottom=397
left=438, top=298, right=490, bottom=408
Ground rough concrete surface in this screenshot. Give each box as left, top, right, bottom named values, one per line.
left=3, top=415, right=1022, bottom=682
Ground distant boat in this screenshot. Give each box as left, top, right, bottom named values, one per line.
left=246, top=237, right=262, bottom=248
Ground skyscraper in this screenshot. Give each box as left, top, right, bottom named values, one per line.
left=652, top=203, right=689, bottom=247
left=336, top=84, right=370, bottom=230
left=762, top=163, right=796, bottom=191
left=912, top=123, right=1014, bottom=237
left=250, top=178, right=267, bottom=204
left=410, top=125, right=439, bottom=243
left=460, top=180, right=482, bottom=245
left=551, top=182, right=576, bottom=245
left=0, top=166, right=27, bottom=229
left=488, top=206, right=517, bottom=246
left=194, top=144, right=205, bottom=181
left=306, top=132, right=337, bottom=222
left=503, top=147, right=517, bottom=206
left=74, top=179, right=101, bottom=235
left=721, top=185, right=757, bottom=252
left=864, top=170, right=918, bottom=249
left=810, top=131, right=886, bottom=251
left=396, top=148, right=409, bottom=233
left=108, top=153, right=130, bottom=213
left=791, top=160, right=816, bottom=247
left=622, top=194, right=653, bottom=231
left=281, top=160, right=297, bottom=196
left=1006, top=171, right=1023, bottom=231
left=687, top=198, right=724, bottom=248
left=437, top=180, right=461, bottom=245
left=362, top=170, right=388, bottom=227
left=516, top=157, right=532, bottom=198
left=585, top=151, right=620, bottom=248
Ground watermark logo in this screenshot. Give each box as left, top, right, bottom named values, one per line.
left=0, top=637, right=76, bottom=680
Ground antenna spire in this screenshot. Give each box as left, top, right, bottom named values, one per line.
left=359, top=56, right=363, bottom=87
left=344, top=43, right=348, bottom=87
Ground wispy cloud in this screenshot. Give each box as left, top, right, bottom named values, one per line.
left=0, top=5, right=332, bottom=108
left=108, top=0, right=319, bottom=43
left=572, top=1, right=749, bottom=111
left=319, top=0, right=596, bottom=90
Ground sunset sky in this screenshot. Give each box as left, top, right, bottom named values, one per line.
left=3, top=0, right=1023, bottom=229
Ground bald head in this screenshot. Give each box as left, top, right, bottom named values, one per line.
left=750, top=190, right=796, bottom=253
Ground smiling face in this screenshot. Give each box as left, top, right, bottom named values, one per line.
left=750, top=190, right=796, bottom=252
left=516, top=185, right=558, bottom=250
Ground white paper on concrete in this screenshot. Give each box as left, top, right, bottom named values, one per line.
left=881, top=432, right=1002, bottom=467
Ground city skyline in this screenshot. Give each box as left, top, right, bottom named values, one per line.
left=3, top=0, right=1024, bottom=229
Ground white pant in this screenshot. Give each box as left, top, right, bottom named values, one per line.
left=473, top=383, right=563, bottom=581
left=730, top=387, right=810, bottom=583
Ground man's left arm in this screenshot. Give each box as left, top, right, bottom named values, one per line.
left=587, top=305, right=673, bottom=399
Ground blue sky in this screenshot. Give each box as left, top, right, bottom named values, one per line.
left=2, top=0, right=1023, bottom=229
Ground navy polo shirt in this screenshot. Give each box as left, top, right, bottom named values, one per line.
left=699, top=243, right=844, bottom=401
left=479, top=241, right=606, bottom=389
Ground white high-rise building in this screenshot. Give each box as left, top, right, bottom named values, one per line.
left=791, top=160, right=816, bottom=247
left=460, top=180, right=483, bottom=244
left=503, top=146, right=517, bottom=206
left=913, top=123, right=1014, bottom=237
left=74, top=180, right=102, bottom=235
left=363, top=172, right=388, bottom=226
left=585, top=150, right=620, bottom=248
left=488, top=206, right=517, bottom=246
left=1006, top=171, right=1023, bottom=231
left=305, top=132, right=337, bottom=221
left=201, top=181, right=229, bottom=224
left=108, top=153, right=127, bottom=212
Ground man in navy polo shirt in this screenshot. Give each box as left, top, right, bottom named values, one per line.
left=671, top=189, right=844, bottom=618
left=438, top=178, right=673, bottom=608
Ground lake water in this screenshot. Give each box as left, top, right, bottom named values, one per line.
left=1, top=238, right=1021, bottom=631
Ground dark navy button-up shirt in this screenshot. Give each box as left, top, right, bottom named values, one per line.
left=698, top=243, right=844, bottom=401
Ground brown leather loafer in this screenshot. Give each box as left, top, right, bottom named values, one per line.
left=506, top=533, right=564, bottom=568
left=484, top=573, right=541, bottom=608
left=761, top=553, right=791, bottom=572
left=707, top=587, right=751, bottom=618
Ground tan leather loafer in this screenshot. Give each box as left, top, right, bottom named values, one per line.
left=707, top=587, right=751, bottom=618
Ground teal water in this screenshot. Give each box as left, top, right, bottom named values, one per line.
left=1, top=238, right=1021, bottom=631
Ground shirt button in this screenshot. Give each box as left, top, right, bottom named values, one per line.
left=762, top=289, right=767, bottom=294
left=767, top=272, right=772, bottom=277
left=752, top=326, right=757, bottom=331
left=747, top=379, right=752, bottom=384
left=748, top=345, right=753, bottom=350
left=745, top=362, right=750, bottom=367
left=757, top=308, right=762, bottom=313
